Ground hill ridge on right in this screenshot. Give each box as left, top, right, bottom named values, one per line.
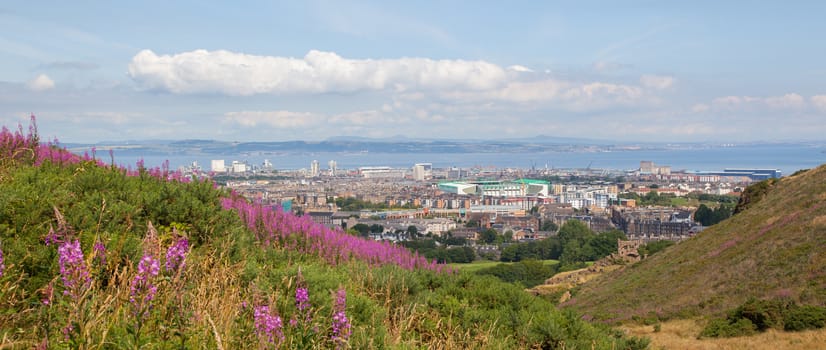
left=565, top=165, right=826, bottom=322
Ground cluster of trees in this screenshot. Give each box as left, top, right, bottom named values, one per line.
left=334, top=197, right=418, bottom=211
left=475, top=260, right=559, bottom=288
left=686, top=192, right=740, bottom=204
left=500, top=220, right=626, bottom=267
left=399, top=238, right=475, bottom=263
left=694, top=203, right=734, bottom=226
left=619, top=190, right=677, bottom=206
left=637, top=240, right=675, bottom=257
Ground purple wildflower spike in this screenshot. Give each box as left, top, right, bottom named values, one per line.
left=58, top=240, right=91, bottom=299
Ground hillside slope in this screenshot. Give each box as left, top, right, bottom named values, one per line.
left=567, top=165, right=826, bottom=322
left=0, top=120, right=648, bottom=349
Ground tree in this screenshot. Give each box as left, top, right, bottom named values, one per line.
left=406, top=225, right=419, bottom=238
left=503, top=230, right=514, bottom=243
left=369, top=224, right=384, bottom=234
left=480, top=228, right=498, bottom=244
left=557, top=220, right=593, bottom=245
left=541, top=220, right=558, bottom=232
left=695, top=203, right=733, bottom=226
left=352, top=223, right=370, bottom=237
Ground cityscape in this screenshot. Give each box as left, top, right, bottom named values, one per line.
left=190, top=156, right=783, bottom=254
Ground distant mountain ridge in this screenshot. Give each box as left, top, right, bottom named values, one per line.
left=63, top=138, right=621, bottom=155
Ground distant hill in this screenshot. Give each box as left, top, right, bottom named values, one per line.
left=566, top=165, right=826, bottom=322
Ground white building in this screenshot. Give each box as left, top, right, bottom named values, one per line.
left=310, top=160, right=320, bottom=177
left=359, top=167, right=405, bottom=178
left=328, top=160, right=337, bottom=176
left=231, top=161, right=247, bottom=173
left=412, top=163, right=432, bottom=181
left=211, top=159, right=226, bottom=173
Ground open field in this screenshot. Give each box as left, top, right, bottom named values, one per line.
left=622, top=319, right=826, bottom=350
left=449, top=259, right=559, bottom=273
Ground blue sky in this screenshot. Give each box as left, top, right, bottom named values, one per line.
left=2, top=1, right=825, bottom=143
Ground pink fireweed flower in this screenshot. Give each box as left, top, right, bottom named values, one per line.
left=331, top=288, right=351, bottom=348
left=296, top=287, right=310, bottom=313
left=130, top=254, right=160, bottom=318
left=58, top=240, right=91, bottom=299
left=165, top=235, right=189, bottom=273
left=253, top=305, right=284, bottom=346
left=93, top=239, right=106, bottom=267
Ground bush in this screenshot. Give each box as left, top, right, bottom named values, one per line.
left=700, top=298, right=826, bottom=337
left=699, top=317, right=758, bottom=338
left=784, top=305, right=826, bottom=331
left=730, top=298, right=791, bottom=331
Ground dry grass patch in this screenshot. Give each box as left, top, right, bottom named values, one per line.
left=622, top=319, right=826, bottom=350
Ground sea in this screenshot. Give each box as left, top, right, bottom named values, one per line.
left=99, top=143, right=826, bottom=176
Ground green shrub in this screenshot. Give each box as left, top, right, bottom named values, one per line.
left=699, top=317, right=758, bottom=338
left=730, top=298, right=791, bottom=331
left=784, top=305, right=826, bottom=331
left=700, top=298, right=826, bottom=337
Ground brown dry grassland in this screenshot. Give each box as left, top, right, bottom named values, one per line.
left=622, top=319, right=826, bottom=350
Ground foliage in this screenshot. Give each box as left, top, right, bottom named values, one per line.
left=500, top=237, right=562, bottom=262
left=783, top=305, right=826, bottom=331
left=500, top=221, right=625, bottom=267
left=541, top=220, right=558, bottom=232
left=694, top=203, right=733, bottom=226
left=637, top=240, right=675, bottom=257
left=400, top=239, right=475, bottom=263
left=0, top=119, right=649, bottom=349
left=685, top=192, right=740, bottom=205
left=475, top=259, right=559, bottom=288
left=700, top=298, right=826, bottom=337
left=699, top=318, right=758, bottom=338
left=733, top=178, right=777, bottom=215
left=619, top=191, right=677, bottom=207
left=334, top=197, right=418, bottom=211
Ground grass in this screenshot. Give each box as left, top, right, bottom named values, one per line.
left=623, top=319, right=826, bottom=350
left=567, top=164, right=826, bottom=322
left=449, top=259, right=559, bottom=274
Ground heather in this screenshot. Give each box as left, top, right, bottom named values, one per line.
left=0, top=119, right=648, bottom=349
left=567, top=165, right=826, bottom=324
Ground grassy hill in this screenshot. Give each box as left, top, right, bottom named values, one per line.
left=0, top=120, right=648, bottom=349
left=566, top=165, right=826, bottom=323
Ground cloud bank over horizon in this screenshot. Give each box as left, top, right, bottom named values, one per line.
left=3, top=1, right=826, bottom=143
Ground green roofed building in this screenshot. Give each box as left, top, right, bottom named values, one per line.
left=438, top=179, right=550, bottom=197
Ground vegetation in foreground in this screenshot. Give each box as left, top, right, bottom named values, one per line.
left=0, top=119, right=648, bottom=349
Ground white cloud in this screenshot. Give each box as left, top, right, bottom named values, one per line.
left=710, top=93, right=807, bottom=110
left=328, top=110, right=385, bottom=125
left=640, top=75, right=674, bottom=90
left=561, top=82, right=644, bottom=106
left=765, top=93, right=804, bottom=109
left=26, top=74, right=55, bottom=91
left=811, top=95, right=826, bottom=112
left=507, top=65, right=533, bottom=72
left=128, top=49, right=671, bottom=113
left=128, top=49, right=507, bottom=95
left=691, top=104, right=710, bottom=113
left=223, top=111, right=321, bottom=128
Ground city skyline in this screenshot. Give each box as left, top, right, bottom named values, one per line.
left=2, top=1, right=826, bottom=143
